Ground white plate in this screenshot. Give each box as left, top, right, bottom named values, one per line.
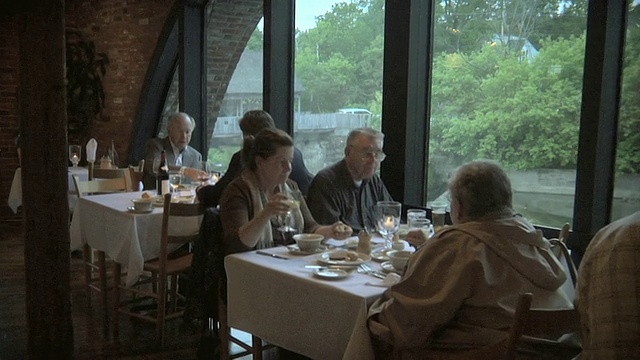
left=371, top=248, right=390, bottom=262
left=152, top=196, right=165, bottom=207
left=316, top=250, right=371, bottom=266
left=287, top=245, right=327, bottom=256
left=127, top=206, right=153, bottom=214
left=380, top=261, right=402, bottom=274
left=313, top=268, right=351, bottom=280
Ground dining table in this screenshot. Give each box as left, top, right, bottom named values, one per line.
left=7, top=166, right=88, bottom=214
left=69, top=190, right=200, bottom=287
left=224, top=238, right=410, bottom=360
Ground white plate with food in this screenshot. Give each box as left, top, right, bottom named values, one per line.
left=380, top=261, right=402, bottom=274
left=287, top=244, right=327, bottom=256
left=313, top=268, right=352, bottom=280
left=126, top=206, right=154, bottom=214
left=316, top=250, right=371, bottom=266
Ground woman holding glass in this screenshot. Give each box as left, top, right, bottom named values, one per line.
left=220, top=128, right=352, bottom=254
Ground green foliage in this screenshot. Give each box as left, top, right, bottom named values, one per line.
left=294, top=0, right=639, bottom=174
left=66, top=27, right=109, bottom=143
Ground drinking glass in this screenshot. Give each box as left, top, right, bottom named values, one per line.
left=275, top=184, right=302, bottom=245
left=198, top=161, right=212, bottom=185
left=152, top=158, right=161, bottom=176
left=407, top=209, right=427, bottom=228
left=169, top=172, right=182, bottom=193
left=68, top=145, right=81, bottom=168
left=430, top=200, right=448, bottom=232
left=375, top=201, right=402, bottom=249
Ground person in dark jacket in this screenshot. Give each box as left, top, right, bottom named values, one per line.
left=198, top=110, right=313, bottom=207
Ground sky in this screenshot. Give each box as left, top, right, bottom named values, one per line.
left=295, top=0, right=341, bottom=31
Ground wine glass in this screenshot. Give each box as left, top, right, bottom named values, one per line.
left=152, top=158, right=161, bottom=177
left=169, top=172, right=182, bottom=193
left=68, top=145, right=81, bottom=168
left=275, top=184, right=301, bottom=245
left=198, top=161, right=212, bottom=185
left=375, top=201, right=402, bottom=249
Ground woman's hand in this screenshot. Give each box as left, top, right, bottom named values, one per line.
left=263, top=192, right=291, bottom=217
left=330, top=222, right=353, bottom=240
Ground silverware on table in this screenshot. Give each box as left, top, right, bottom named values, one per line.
left=358, top=263, right=386, bottom=279
left=256, top=250, right=289, bottom=260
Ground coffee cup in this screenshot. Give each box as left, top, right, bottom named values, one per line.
left=132, top=198, right=153, bottom=211
left=293, top=233, right=324, bottom=252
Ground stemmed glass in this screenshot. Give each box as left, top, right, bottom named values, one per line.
left=375, top=201, right=402, bottom=249
left=275, top=184, right=301, bottom=245
left=69, top=145, right=81, bottom=168
left=169, top=172, right=182, bottom=193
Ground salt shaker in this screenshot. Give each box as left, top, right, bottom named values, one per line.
left=356, top=229, right=372, bottom=255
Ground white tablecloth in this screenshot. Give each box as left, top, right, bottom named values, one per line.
left=69, top=191, right=201, bottom=287
left=225, top=246, right=389, bottom=360
left=7, top=167, right=88, bottom=214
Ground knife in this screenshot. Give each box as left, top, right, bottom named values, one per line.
left=256, top=250, right=289, bottom=260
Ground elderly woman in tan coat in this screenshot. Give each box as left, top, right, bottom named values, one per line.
left=368, top=160, right=573, bottom=358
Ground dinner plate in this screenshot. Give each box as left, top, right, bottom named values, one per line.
left=127, top=206, right=153, bottom=214
left=313, top=268, right=351, bottom=280
left=287, top=245, right=327, bottom=256
left=380, top=261, right=402, bottom=274
left=316, top=250, right=371, bottom=266
left=371, top=248, right=390, bottom=262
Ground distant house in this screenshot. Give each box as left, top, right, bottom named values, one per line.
left=218, top=50, right=304, bottom=117
left=490, top=34, right=539, bottom=63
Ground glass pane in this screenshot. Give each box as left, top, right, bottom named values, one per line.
left=294, top=0, right=385, bottom=174
left=427, top=1, right=588, bottom=228
left=204, top=1, right=264, bottom=174
left=613, top=3, right=640, bottom=221
left=158, top=66, right=179, bottom=137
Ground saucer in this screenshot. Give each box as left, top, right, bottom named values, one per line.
left=127, top=206, right=153, bottom=214
left=316, top=250, right=371, bottom=266
left=287, top=245, right=327, bottom=255
left=380, top=261, right=402, bottom=274
left=313, top=268, right=351, bottom=280
left=371, top=248, right=390, bottom=262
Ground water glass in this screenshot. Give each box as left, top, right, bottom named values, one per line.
left=430, top=201, right=448, bottom=231
left=68, top=145, right=81, bottom=167
left=407, top=209, right=427, bottom=228
left=375, top=201, right=402, bottom=249
left=169, top=172, right=182, bottom=193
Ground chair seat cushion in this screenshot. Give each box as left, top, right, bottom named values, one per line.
left=144, top=253, right=193, bottom=274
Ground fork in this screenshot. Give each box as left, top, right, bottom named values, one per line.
left=358, top=263, right=386, bottom=279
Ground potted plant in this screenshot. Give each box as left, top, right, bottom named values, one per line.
left=65, top=27, right=109, bottom=145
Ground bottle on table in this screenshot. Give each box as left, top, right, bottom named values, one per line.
left=157, top=150, right=170, bottom=195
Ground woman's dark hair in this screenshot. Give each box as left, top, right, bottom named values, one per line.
left=241, top=128, right=293, bottom=171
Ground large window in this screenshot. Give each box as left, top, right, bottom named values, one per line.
left=613, top=2, right=640, bottom=221
left=427, top=1, right=588, bottom=228
left=293, top=0, right=385, bottom=174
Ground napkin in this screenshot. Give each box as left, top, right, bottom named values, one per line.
left=366, top=272, right=401, bottom=287
left=86, top=138, right=98, bottom=162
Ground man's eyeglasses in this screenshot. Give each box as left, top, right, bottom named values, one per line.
left=350, top=146, right=386, bottom=162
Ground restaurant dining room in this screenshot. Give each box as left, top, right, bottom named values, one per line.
left=1, top=0, right=638, bottom=359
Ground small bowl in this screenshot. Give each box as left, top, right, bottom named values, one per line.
left=131, top=198, right=153, bottom=211
left=387, top=250, right=412, bottom=271
left=293, top=233, right=324, bottom=252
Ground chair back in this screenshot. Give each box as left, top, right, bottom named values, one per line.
left=72, top=174, right=129, bottom=197
left=128, top=160, right=145, bottom=191
left=503, top=292, right=581, bottom=360
left=92, top=168, right=133, bottom=192
left=158, top=193, right=204, bottom=277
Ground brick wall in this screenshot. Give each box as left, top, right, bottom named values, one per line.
left=0, top=0, right=262, bottom=220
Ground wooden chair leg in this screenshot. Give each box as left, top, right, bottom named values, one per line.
left=83, top=244, right=93, bottom=306
left=169, top=274, right=178, bottom=313
left=97, top=250, right=108, bottom=334
left=218, top=301, right=230, bottom=360
left=112, top=263, right=121, bottom=342
left=157, top=275, right=166, bottom=346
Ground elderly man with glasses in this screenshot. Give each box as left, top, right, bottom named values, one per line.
left=307, top=127, right=392, bottom=234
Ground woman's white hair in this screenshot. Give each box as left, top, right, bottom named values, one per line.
left=448, top=160, right=513, bottom=219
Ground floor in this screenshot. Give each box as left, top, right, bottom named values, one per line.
left=0, top=219, right=285, bottom=359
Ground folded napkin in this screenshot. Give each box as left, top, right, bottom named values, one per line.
left=366, top=272, right=401, bottom=287
left=86, top=138, right=98, bottom=162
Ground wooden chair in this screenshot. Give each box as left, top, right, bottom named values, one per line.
left=72, top=174, right=130, bottom=331
left=368, top=292, right=580, bottom=360
left=191, top=207, right=271, bottom=359
left=128, top=159, right=145, bottom=191
left=93, top=167, right=133, bottom=191
left=113, top=193, right=204, bottom=346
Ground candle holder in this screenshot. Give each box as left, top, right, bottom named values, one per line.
left=375, top=200, right=402, bottom=249
left=69, top=144, right=81, bottom=168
